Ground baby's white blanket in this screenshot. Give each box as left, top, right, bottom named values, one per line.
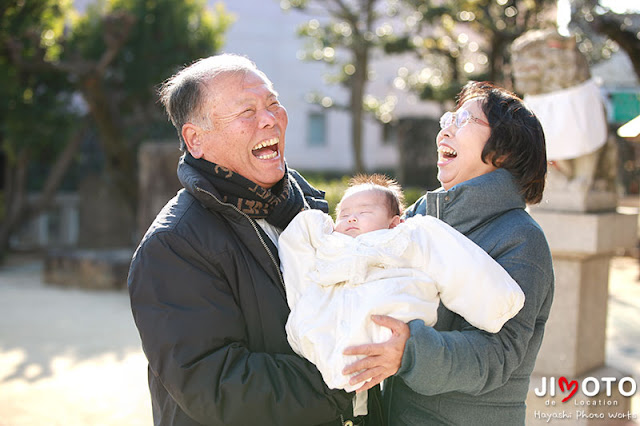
left=279, top=210, right=525, bottom=393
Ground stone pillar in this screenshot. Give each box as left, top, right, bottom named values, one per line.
left=511, top=27, right=640, bottom=424
left=525, top=209, right=638, bottom=425
left=77, top=174, right=136, bottom=248
left=136, top=141, right=183, bottom=239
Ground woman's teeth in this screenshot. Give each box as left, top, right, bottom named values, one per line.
left=439, top=146, right=457, bottom=158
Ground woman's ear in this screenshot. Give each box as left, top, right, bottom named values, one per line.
left=494, top=154, right=509, bottom=167
left=182, top=123, right=203, bottom=158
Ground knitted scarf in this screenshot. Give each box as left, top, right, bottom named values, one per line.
left=184, top=153, right=327, bottom=229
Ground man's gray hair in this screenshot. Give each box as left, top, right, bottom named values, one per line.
left=158, top=53, right=273, bottom=150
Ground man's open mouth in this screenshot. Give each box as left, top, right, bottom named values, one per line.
left=252, top=137, right=280, bottom=160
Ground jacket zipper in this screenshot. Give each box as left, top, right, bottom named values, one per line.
left=195, top=186, right=286, bottom=291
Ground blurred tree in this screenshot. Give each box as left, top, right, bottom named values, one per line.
left=280, top=0, right=396, bottom=174
left=63, top=0, right=232, bottom=211
left=386, top=0, right=557, bottom=101
left=1, top=0, right=232, bottom=258
left=280, top=0, right=556, bottom=174
left=0, top=0, right=83, bottom=259
left=569, top=0, right=640, bottom=79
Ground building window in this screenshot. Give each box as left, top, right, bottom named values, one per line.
left=308, top=111, right=326, bottom=146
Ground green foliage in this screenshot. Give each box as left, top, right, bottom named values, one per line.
left=303, top=175, right=351, bottom=216
left=67, top=0, right=234, bottom=142
left=403, top=186, right=426, bottom=209
left=568, top=0, right=640, bottom=76
left=388, top=0, right=556, bottom=96
left=0, top=0, right=79, bottom=166
left=1, top=0, right=233, bottom=217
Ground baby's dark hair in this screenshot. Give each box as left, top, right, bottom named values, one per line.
left=341, top=173, right=405, bottom=216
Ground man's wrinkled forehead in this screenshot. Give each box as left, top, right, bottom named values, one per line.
left=206, top=70, right=278, bottom=104
left=212, top=68, right=275, bottom=90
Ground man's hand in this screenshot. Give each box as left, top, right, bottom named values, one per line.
left=342, top=315, right=410, bottom=393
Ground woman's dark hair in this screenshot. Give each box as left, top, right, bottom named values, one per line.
left=457, top=81, right=547, bottom=204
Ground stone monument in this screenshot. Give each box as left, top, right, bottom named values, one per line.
left=43, top=142, right=182, bottom=291
left=44, top=173, right=137, bottom=290
left=511, top=28, right=618, bottom=212
left=511, top=28, right=639, bottom=424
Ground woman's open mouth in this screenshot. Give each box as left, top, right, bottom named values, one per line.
left=438, top=145, right=457, bottom=164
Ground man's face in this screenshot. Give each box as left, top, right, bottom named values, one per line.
left=189, top=70, right=288, bottom=189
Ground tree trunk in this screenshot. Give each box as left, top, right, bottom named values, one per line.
left=0, top=126, right=86, bottom=261
left=348, top=0, right=376, bottom=175
left=0, top=150, right=29, bottom=259
left=80, top=76, right=137, bottom=214
left=351, top=46, right=368, bottom=175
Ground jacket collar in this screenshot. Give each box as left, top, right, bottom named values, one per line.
left=425, top=169, right=526, bottom=235
left=177, top=154, right=287, bottom=296
left=177, top=154, right=254, bottom=222
left=178, top=154, right=221, bottom=202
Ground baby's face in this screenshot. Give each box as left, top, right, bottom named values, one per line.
left=334, top=190, right=397, bottom=237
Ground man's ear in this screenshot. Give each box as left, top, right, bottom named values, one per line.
left=182, top=123, right=203, bottom=158
left=389, top=215, right=402, bottom=229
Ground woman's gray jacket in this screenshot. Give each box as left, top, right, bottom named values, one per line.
left=128, top=159, right=353, bottom=425
left=385, top=168, right=554, bottom=425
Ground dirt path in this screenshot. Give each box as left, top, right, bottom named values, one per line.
left=0, top=259, right=151, bottom=426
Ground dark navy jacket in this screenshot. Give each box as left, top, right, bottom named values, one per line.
left=128, top=158, right=356, bottom=425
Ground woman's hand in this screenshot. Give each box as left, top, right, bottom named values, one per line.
left=342, top=315, right=410, bottom=393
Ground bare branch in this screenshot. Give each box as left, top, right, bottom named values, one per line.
left=29, top=123, right=89, bottom=216
left=96, top=11, right=136, bottom=74
left=5, top=11, right=136, bottom=78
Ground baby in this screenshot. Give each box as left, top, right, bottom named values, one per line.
left=279, top=174, right=525, bottom=412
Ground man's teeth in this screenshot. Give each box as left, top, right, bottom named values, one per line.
left=252, top=137, right=279, bottom=151
left=256, top=151, right=278, bottom=160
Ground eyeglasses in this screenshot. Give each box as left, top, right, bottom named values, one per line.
left=439, top=109, right=490, bottom=129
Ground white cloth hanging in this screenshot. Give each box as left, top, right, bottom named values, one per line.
left=523, top=79, right=607, bottom=161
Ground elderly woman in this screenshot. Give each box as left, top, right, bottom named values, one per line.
left=343, top=81, right=554, bottom=425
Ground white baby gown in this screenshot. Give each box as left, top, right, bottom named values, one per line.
left=279, top=210, right=525, bottom=399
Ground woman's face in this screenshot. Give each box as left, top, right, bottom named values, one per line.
left=436, top=97, right=496, bottom=190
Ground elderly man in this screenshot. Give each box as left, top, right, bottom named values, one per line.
left=128, top=54, right=378, bottom=426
